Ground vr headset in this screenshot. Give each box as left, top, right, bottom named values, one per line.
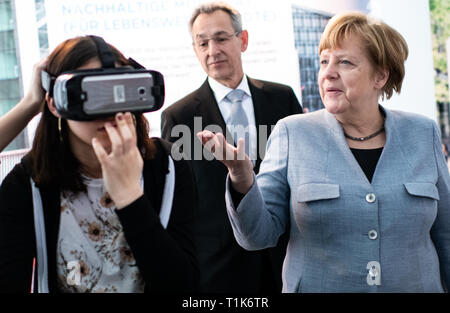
left=41, top=35, right=165, bottom=121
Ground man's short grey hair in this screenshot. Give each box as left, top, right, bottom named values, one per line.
left=189, top=1, right=243, bottom=34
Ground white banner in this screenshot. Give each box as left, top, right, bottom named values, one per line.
left=44, top=0, right=300, bottom=135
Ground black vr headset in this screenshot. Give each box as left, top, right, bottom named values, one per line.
left=42, top=35, right=165, bottom=121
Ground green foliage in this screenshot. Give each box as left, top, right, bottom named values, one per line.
left=430, top=0, right=450, bottom=103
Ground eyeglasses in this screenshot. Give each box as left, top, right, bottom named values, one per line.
left=194, top=31, right=240, bottom=51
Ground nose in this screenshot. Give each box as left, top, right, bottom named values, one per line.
left=207, top=39, right=221, bottom=56
left=320, top=62, right=338, bottom=80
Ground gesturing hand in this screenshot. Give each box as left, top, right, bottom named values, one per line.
left=92, top=112, right=144, bottom=209
left=196, top=130, right=254, bottom=194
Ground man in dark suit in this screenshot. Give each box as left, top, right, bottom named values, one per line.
left=161, top=2, right=302, bottom=293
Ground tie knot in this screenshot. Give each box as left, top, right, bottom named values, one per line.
left=226, top=89, right=246, bottom=103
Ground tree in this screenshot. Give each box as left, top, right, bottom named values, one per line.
left=429, top=0, right=450, bottom=103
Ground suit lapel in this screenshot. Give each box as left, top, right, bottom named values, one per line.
left=248, top=77, right=270, bottom=130
left=194, top=79, right=233, bottom=144
left=248, top=77, right=271, bottom=170
left=193, top=78, right=273, bottom=170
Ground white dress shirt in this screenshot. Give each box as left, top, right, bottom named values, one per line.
left=208, top=76, right=257, bottom=161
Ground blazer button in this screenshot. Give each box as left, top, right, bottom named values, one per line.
left=366, top=193, right=376, bottom=203
left=368, top=230, right=378, bottom=240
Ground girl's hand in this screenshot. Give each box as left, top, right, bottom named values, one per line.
left=92, top=112, right=144, bottom=209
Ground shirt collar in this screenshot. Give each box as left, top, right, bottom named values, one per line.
left=208, top=75, right=251, bottom=103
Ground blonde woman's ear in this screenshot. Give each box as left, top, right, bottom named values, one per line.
left=375, top=68, right=389, bottom=89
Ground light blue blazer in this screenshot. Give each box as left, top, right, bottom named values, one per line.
left=225, top=107, right=450, bottom=292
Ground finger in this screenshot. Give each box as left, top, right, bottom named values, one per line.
left=196, top=130, right=215, bottom=145
left=30, top=59, right=48, bottom=97
left=33, top=58, right=47, bottom=75
left=202, top=130, right=215, bottom=145
left=236, top=138, right=247, bottom=161
left=34, top=58, right=48, bottom=83
left=36, top=57, right=48, bottom=71
left=222, top=133, right=237, bottom=162
left=92, top=137, right=109, bottom=165
left=219, top=133, right=235, bottom=161
left=203, top=132, right=218, bottom=155
left=211, top=133, right=226, bottom=160
left=116, top=113, right=134, bottom=151
left=104, top=122, right=124, bottom=155
left=125, top=113, right=137, bottom=140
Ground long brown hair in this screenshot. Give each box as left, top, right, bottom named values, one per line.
left=29, top=36, right=156, bottom=193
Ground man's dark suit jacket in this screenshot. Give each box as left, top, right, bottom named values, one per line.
left=161, top=77, right=302, bottom=293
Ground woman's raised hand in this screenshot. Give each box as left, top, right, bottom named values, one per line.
left=196, top=130, right=254, bottom=194
left=92, top=112, right=144, bottom=209
left=25, top=57, right=48, bottom=115
left=0, top=58, right=48, bottom=152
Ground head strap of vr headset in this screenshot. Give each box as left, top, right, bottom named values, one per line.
left=42, top=36, right=147, bottom=96
left=89, top=35, right=146, bottom=70
left=42, top=35, right=115, bottom=96
left=89, top=35, right=116, bottom=69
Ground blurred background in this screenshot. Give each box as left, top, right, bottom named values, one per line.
left=1, top=0, right=449, bottom=181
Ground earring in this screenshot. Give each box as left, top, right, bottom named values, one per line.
left=58, top=117, right=63, bottom=142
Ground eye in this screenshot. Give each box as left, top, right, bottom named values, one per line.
left=320, top=59, right=328, bottom=65
left=340, top=59, right=353, bottom=65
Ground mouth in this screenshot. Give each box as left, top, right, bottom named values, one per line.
left=208, top=60, right=226, bottom=67
left=325, top=87, right=343, bottom=96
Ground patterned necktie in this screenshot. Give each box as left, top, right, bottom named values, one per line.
left=226, top=89, right=250, bottom=156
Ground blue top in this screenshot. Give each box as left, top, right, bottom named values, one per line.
left=225, top=107, right=450, bottom=292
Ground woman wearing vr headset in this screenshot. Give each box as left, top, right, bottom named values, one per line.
left=0, top=36, right=199, bottom=293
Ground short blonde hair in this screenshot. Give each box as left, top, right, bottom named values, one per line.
left=319, top=12, right=408, bottom=100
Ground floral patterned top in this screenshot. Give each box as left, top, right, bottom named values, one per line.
left=56, top=176, right=145, bottom=293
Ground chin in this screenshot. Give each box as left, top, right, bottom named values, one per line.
left=324, top=101, right=349, bottom=115
left=324, top=103, right=340, bottom=115
left=209, top=72, right=225, bottom=81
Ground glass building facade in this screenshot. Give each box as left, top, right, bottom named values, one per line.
left=0, top=0, right=25, bottom=151
left=291, top=6, right=332, bottom=112
left=35, top=0, right=48, bottom=58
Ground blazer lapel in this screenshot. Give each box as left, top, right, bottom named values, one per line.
left=324, top=106, right=402, bottom=186
left=370, top=106, right=405, bottom=185
left=323, top=110, right=371, bottom=186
